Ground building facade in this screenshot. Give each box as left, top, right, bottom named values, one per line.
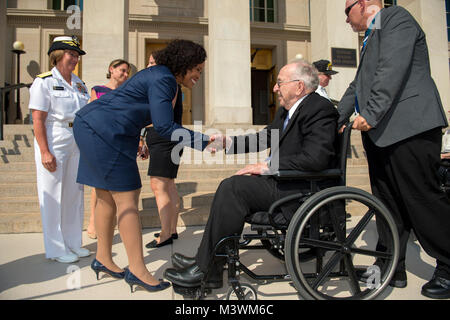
left=1, top=0, right=449, bottom=126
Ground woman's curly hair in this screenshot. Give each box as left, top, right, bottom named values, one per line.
left=153, top=39, right=206, bottom=78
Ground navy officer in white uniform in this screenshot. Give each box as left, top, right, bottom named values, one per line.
left=29, top=36, right=91, bottom=263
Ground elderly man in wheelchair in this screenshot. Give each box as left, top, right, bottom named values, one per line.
left=163, top=60, right=400, bottom=300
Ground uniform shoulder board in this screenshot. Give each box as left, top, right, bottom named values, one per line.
left=36, top=71, right=52, bottom=79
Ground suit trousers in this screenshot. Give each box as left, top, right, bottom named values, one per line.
left=195, top=175, right=308, bottom=273
left=362, top=128, right=450, bottom=278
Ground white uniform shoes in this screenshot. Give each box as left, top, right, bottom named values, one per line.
left=52, top=252, right=79, bottom=263
left=51, top=248, right=91, bottom=263
left=70, top=247, right=91, bottom=258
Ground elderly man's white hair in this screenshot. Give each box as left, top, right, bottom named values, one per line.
left=288, top=58, right=319, bottom=92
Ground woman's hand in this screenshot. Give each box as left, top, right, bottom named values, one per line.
left=41, top=150, right=57, bottom=172
left=205, top=134, right=231, bottom=153
left=137, top=139, right=149, bottom=160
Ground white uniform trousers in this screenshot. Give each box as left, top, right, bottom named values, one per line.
left=34, top=123, right=84, bottom=259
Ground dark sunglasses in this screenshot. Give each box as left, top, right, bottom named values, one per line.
left=345, top=1, right=358, bottom=17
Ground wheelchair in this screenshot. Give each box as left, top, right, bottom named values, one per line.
left=175, top=124, right=400, bottom=300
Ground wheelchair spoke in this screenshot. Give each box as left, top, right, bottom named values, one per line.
left=350, top=247, right=393, bottom=260
left=312, top=251, right=343, bottom=290
left=345, top=209, right=375, bottom=246
left=300, top=238, right=341, bottom=251
left=343, top=254, right=361, bottom=295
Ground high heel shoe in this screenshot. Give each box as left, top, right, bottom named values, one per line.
left=124, top=269, right=171, bottom=293
left=91, top=258, right=125, bottom=280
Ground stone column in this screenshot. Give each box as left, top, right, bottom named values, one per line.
left=82, top=0, right=129, bottom=91
left=207, top=0, right=252, bottom=125
left=398, top=0, right=450, bottom=113
left=310, top=0, right=359, bottom=102
left=0, top=1, right=6, bottom=88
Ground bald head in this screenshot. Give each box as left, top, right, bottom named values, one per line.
left=345, top=0, right=382, bottom=32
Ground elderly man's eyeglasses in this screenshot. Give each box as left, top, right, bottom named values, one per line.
left=276, top=79, right=300, bottom=87
left=345, top=1, right=358, bottom=17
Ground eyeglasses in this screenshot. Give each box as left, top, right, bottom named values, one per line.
left=345, top=1, right=358, bottom=17
left=276, top=79, right=301, bottom=87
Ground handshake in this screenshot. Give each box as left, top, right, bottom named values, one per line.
left=205, top=134, right=233, bottom=153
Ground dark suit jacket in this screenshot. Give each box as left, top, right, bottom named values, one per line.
left=228, top=92, right=339, bottom=172
left=338, top=6, right=448, bottom=147
left=227, top=92, right=339, bottom=220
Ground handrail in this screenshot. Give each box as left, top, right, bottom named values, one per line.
left=0, top=83, right=32, bottom=140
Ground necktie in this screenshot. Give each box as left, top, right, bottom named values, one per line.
left=362, top=29, right=370, bottom=52
left=282, top=115, right=289, bottom=132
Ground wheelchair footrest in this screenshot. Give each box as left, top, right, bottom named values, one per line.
left=251, top=224, right=276, bottom=232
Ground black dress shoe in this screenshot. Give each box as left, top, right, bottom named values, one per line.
left=421, top=276, right=450, bottom=299
left=164, top=264, right=223, bottom=289
left=154, top=232, right=178, bottom=240
left=145, top=237, right=173, bottom=248
left=172, top=252, right=196, bottom=269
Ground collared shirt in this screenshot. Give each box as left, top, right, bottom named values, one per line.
left=286, top=93, right=309, bottom=121
left=362, top=11, right=381, bottom=53
left=29, top=67, right=90, bottom=124
left=315, top=85, right=330, bottom=101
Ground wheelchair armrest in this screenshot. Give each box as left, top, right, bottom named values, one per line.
left=266, top=192, right=310, bottom=229
left=272, top=169, right=342, bottom=180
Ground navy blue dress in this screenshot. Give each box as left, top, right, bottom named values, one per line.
left=73, top=65, right=208, bottom=191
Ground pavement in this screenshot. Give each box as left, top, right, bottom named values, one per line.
left=0, top=221, right=447, bottom=302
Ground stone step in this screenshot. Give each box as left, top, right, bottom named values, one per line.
left=0, top=187, right=377, bottom=233
left=0, top=191, right=216, bottom=213
left=0, top=174, right=371, bottom=198
left=0, top=167, right=242, bottom=183
left=0, top=178, right=223, bottom=196
left=0, top=164, right=369, bottom=183
left=0, top=205, right=213, bottom=234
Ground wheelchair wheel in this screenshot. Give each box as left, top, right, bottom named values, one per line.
left=226, top=283, right=258, bottom=300
left=285, top=186, right=400, bottom=300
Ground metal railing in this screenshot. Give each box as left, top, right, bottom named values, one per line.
left=0, top=83, right=32, bottom=140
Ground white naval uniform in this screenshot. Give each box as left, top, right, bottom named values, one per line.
left=29, top=67, right=89, bottom=259
left=315, top=85, right=330, bottom=101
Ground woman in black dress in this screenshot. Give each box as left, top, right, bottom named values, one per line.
left=143, top=53, right=186, bottom=249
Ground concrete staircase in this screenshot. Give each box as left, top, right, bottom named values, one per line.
left=0, top=124, right=370, bottom=233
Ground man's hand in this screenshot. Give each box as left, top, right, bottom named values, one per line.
left=205, top=134, right=231, bottom=153
left=352, top=115, right=373, bottom=131
left=235, top=162, right=269, bottom=176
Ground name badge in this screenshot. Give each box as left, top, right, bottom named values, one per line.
left=53, top=86, right=65, bottom=91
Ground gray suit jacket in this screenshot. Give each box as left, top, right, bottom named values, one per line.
left=338, top=6, right=448, bottom=147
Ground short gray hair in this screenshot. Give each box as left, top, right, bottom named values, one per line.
left=289, top=59, right=319, bottom=92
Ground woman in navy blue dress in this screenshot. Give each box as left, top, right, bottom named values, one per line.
left=73, top=40, right=210, bottom=293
